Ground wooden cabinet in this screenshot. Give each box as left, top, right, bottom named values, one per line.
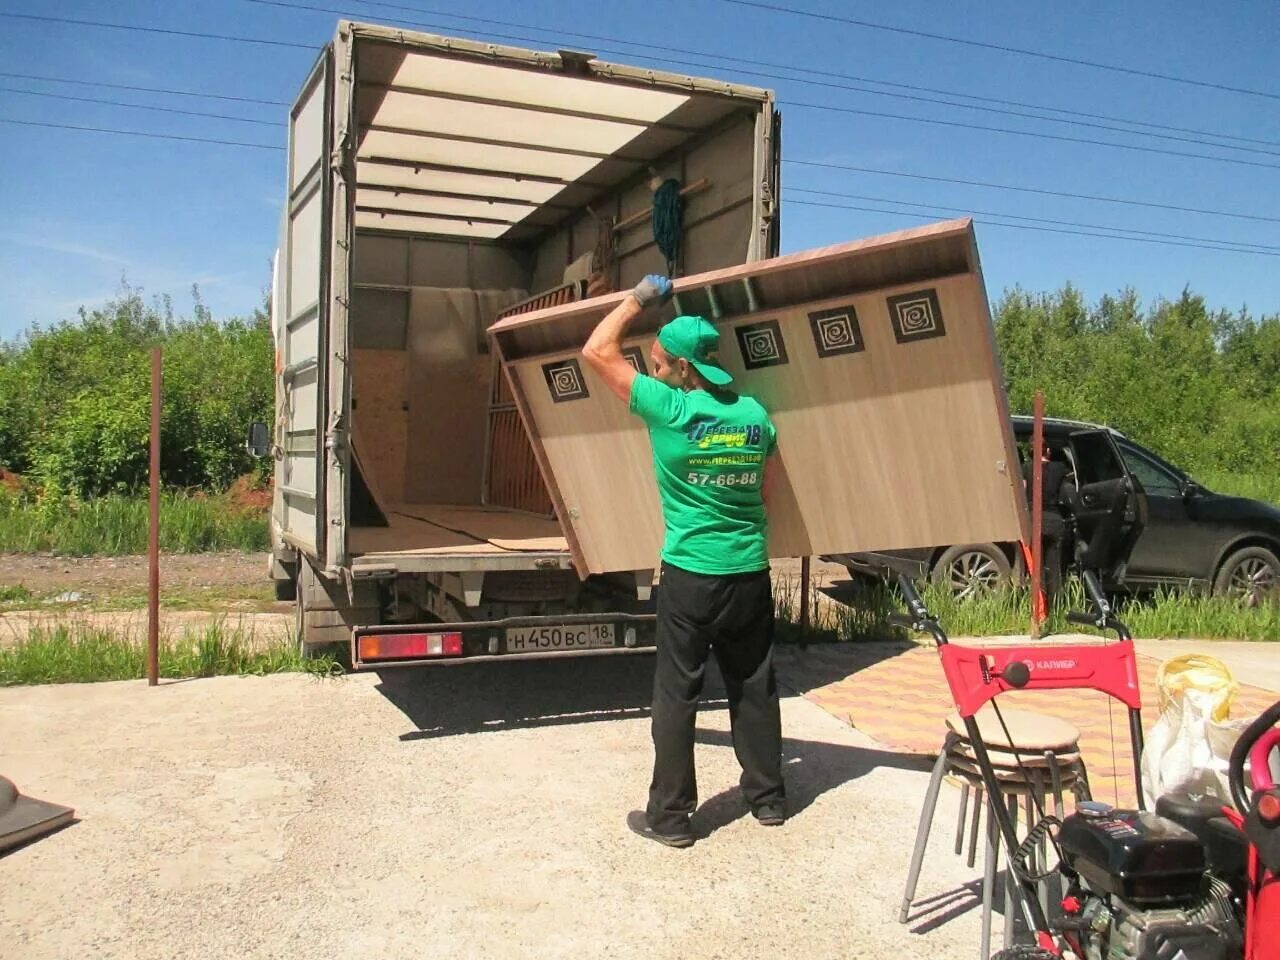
left=490, top=219, right=1030, bottom=577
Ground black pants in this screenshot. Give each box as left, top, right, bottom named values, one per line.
left=1042, top=512, right=1067, bottom=609
left=1042, top=533, right=1065, bottom=609
left=646, top=562, right=784, bottom=834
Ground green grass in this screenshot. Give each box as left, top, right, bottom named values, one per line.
left=0, top=622, right=339, bottom=686
left=0, top=491, right=267, bottom=555
left=775, top=575, right=1280, bottom=644
left=774, top=574, right=898, bottom=644
left=1114, top=587, right=1280, bottom=642
left=1193, top=469, right=1280, bottom=506
left=0, top=584, right=33, bottom=604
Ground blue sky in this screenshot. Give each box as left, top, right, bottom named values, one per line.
left=2, top=0, right=1278, bottom=339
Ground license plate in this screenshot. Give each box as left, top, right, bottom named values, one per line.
left=505, top=623, right=616, bottom=653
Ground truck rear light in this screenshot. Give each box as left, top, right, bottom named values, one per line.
left=358, top=632, right=463, bottom=661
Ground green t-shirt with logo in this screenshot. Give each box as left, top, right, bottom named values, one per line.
left=629, top=374, right=776, bottom=575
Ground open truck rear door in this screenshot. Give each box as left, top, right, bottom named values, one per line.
left=277, top=49, right=335, bottom=564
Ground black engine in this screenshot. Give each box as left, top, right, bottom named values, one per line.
left=1053, top=799, right=1245, bottom=960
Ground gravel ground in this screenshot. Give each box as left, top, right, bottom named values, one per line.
left=0, top=550, right=286, bottom=647
left=0, top=551, right=267, bottom=591
left=0, top=556, right=843, bottom=650
left=1, top=658, right=985, bottom=960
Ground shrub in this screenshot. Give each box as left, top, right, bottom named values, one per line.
left=0, top=283, right=273, bottom=497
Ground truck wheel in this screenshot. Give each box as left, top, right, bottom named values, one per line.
left=931, top=543, right=1012, bottom=599
left=1213, top=545, right=1280, bottom=606
left=273, top=566, right=297, bottom=602
left=295, top=559, right=379, bottom=657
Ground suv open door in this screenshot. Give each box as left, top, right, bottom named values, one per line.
left=1066, top=429, right=1148, bottom=585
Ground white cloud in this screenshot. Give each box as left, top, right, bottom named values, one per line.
left=0, top=232, right=132, bottom=267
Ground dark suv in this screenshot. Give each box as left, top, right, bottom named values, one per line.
left=824, top=416, right=1280, bottom=604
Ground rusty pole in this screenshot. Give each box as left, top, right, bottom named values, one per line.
left=1031, top=391, right=1045, bottom=638
left=800, top=556, right=811, bottom=634
left=147, top=347, right=161, bottom=687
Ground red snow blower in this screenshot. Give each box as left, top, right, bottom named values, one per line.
left=890, top=427, right=1279, bottom=960
left=894, top=570, right=1279, bottom=960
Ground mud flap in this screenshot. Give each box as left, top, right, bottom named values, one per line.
left=0, top=775, right=74, bottom=853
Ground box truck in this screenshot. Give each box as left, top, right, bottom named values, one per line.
left=259, top=20, right=781, bottom=666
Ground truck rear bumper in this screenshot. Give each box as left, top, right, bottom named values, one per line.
left=351, top=612, right=657, bottom=669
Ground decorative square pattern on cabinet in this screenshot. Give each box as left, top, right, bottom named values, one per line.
left=886, top=288, right=946, bottom=344
left=808, top=306, right=865, bottom=358
left=541, top=358, right=589, bottom=402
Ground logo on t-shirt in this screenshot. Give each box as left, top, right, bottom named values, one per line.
left=686, top=419, right=763, bottom=450
left=684, top=418, right=766, bottom=479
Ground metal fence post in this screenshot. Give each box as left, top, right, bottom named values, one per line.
left=148, top=347, right=161, bottom=686
left=1031, top=392, right=1045, bottom=637
left=799, top=556, right=811, bottom=634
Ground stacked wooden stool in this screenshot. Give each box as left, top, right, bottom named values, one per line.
left=899, top=707, right=1090, bottom=959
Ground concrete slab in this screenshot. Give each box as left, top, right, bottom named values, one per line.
left=0, top=660, right=993, bottom=960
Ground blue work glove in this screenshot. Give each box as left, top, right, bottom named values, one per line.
left=632, top=274, right=673, bottom=308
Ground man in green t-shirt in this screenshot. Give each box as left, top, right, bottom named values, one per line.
left=582, top=274, right=784, bottom=849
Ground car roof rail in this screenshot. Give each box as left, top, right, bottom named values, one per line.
left=1010, top=414, right=1125, bottom=438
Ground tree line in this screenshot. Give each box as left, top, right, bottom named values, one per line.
left=0, top=286, right=272, bottom=499
left=0, top=282, right=1276, bottom=503
left=994, top=285, right=1279, bottom=495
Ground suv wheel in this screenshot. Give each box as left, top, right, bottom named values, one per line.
left=1213, top=546, right=1280, bottom=606
left=931, top=544, right=1012, bottom=599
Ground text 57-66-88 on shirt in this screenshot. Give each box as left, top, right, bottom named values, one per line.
left=685, top=469, right=760, bottom=487
left=629, top=373, right=776, bottom=576
left=684, top=422, right=766, bottom=488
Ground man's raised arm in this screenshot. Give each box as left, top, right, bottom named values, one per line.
left=582, top=275, right=672, bottom=402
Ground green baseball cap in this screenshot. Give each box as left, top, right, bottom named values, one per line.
left=657, top=314, right=733, bottom=386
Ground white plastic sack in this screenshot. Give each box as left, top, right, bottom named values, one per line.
left=1141, top=685, right=1251, bottom=808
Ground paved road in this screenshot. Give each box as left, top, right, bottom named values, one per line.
left=1135, top=638, right=1280, bottom=692
left=1, top=658, right=985, bottom=960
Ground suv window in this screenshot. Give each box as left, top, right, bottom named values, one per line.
left=1118, top=443, right=1182, bottom=496
left=1071, top=431, right=1128, bottom=485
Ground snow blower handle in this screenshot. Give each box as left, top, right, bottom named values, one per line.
left=1230, top=699, right=1280, bottom=813
left=1065, top=610, right=1102, bottom=628
left=892, top=574, right=949, bottom=646
left=896, top=574, right=930, bottom=621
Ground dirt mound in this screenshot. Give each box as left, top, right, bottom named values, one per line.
left=227, top=474, right=272, bottom=512
left=0, top=468, right=22, bottom=495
